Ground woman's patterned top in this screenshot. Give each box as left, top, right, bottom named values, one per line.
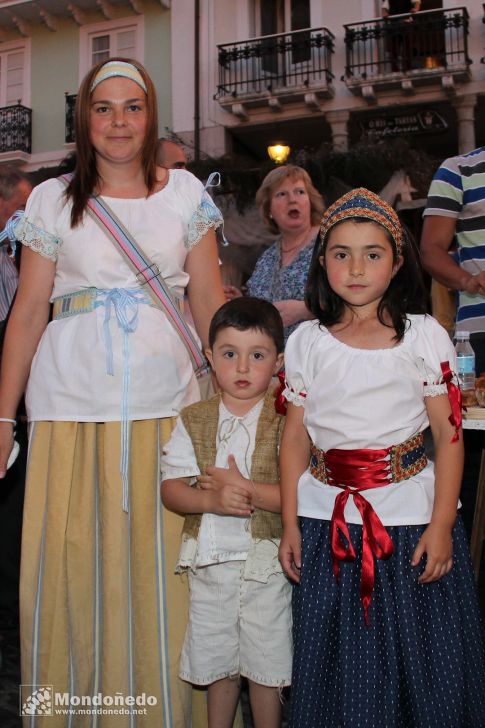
left=247, top=238, right=315, bottom=340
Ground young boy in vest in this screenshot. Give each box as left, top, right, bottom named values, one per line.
left=161, top=297, right=291, bottom=728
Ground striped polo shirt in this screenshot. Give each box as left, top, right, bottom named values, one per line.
left=423, top=146, right=485, bottom=334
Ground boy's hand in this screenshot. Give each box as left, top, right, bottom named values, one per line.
left=279, top=524, right=302, bottom=583
left=197, top=455, right=253, bottom=516
left=411, top=521, right=453, bottom=583
left=198, top=455, right=253, bottom=495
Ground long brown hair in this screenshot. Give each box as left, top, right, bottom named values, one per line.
left=66, top=57, right=159, bottom=227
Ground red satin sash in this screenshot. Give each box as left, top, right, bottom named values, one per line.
left=324, top=447, right=395, bottom=626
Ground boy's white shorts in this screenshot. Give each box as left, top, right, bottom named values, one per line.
left=179, top=560, right=292, bottom=687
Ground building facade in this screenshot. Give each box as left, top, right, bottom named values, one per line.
left=0, top=0, right=171, bottom=173
left=172, top=0, right=484, bottom=163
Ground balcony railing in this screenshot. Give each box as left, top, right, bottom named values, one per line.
left=215, top=26, right=335, bottom=101
left=65, top=93, right=76, bottom=144
left=344, top=7, right=470, bottom=82
left=0, top=104, right=31, bottom=154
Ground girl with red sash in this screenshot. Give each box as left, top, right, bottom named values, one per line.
left=279, top=188, right=485, bottom=728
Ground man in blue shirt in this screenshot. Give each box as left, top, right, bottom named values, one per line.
left=421, top=147, right=485, bottom=538
left=422, top=147, right=485, bottom=373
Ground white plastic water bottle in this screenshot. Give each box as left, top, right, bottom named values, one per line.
left=455, top=331, right=475, bottom=392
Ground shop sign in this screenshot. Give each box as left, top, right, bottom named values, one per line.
left=360, top=109, right=447, bottom=139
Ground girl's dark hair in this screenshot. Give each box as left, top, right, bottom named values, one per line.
left=66, top=57, right=158, bottom=227
left=209, top=297, right=284, bottom=354
left=305, top=219, right=429, bottom=342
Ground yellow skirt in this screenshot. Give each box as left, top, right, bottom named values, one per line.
left=19, top=419, right=208, bottom=728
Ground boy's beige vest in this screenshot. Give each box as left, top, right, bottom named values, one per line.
left=180, top=390, right=284, bottom=541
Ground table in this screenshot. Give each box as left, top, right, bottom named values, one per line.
left=463, top=415, right=485, bottom=579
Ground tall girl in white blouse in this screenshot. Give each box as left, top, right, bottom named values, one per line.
left=279, top=188, right=485, bottom=728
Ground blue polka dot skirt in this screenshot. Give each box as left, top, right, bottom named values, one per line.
left=291, top=516, right=485, bottom=728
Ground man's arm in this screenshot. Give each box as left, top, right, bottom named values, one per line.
left=420, top=216, right=485, bottom=295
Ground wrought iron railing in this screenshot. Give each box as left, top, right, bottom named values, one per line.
left=65, top=93, right=77, bottom=144
left=215, top=26, right=335, bottom=99
left=344, top=7, right=470, bottom=80
left=0, top=104, right=31, bottom=154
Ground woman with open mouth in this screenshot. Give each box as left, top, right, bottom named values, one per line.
left=225, top=165, right=324, bottom=341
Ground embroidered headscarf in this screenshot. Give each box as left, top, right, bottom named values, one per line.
left=90, top=60, right=148, bottom=93
left=319, top=188, right=403, bottom=256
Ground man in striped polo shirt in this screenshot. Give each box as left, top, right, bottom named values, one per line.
left=421, top=146, right=485, bottom=374
left=421, top=147, right=485, bottom=536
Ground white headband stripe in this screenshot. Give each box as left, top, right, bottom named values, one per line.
left=90, top=61, right=147, bottom=93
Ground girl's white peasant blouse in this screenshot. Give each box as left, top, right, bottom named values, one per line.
left=283, top=315, right=459, bottom=527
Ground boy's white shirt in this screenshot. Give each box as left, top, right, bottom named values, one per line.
left=161, top=397, right=283, bottom=583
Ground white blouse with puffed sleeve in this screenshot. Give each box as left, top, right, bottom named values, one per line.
left=15, top=170, right=222, bottom=422
left=283, top=315, right=459, bottom=526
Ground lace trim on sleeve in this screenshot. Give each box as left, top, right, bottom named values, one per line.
left=186, top=172, right=224, bottom=250
left=282, top=385, right=307, bottom=407
left=423, top=383, right=448, bottom=397
left=14, top=216, right=60, bottom=262
left=420, top=355, right=454, bottom=399
left=424, top=361, right=462, bottom=442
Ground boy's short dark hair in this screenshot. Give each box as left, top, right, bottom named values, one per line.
left=208, top=297, right=284, bottom=353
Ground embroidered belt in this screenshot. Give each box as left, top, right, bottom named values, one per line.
left=53, top=288, right=98, bottom=319
left=309, top=432, right=427, bottom=625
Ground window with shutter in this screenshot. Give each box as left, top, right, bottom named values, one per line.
left=80, top=16, right=144, bottom=79
left=0, top=41, right=29, bottom=107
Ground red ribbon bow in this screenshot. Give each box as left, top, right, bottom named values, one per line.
left=440, top=361, right=462, bottom=443
left=273, top=371, right=307, bottom=415
left=274, top=371, right=288, bottom=415
left=326, top=448, right=395, bottom=626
